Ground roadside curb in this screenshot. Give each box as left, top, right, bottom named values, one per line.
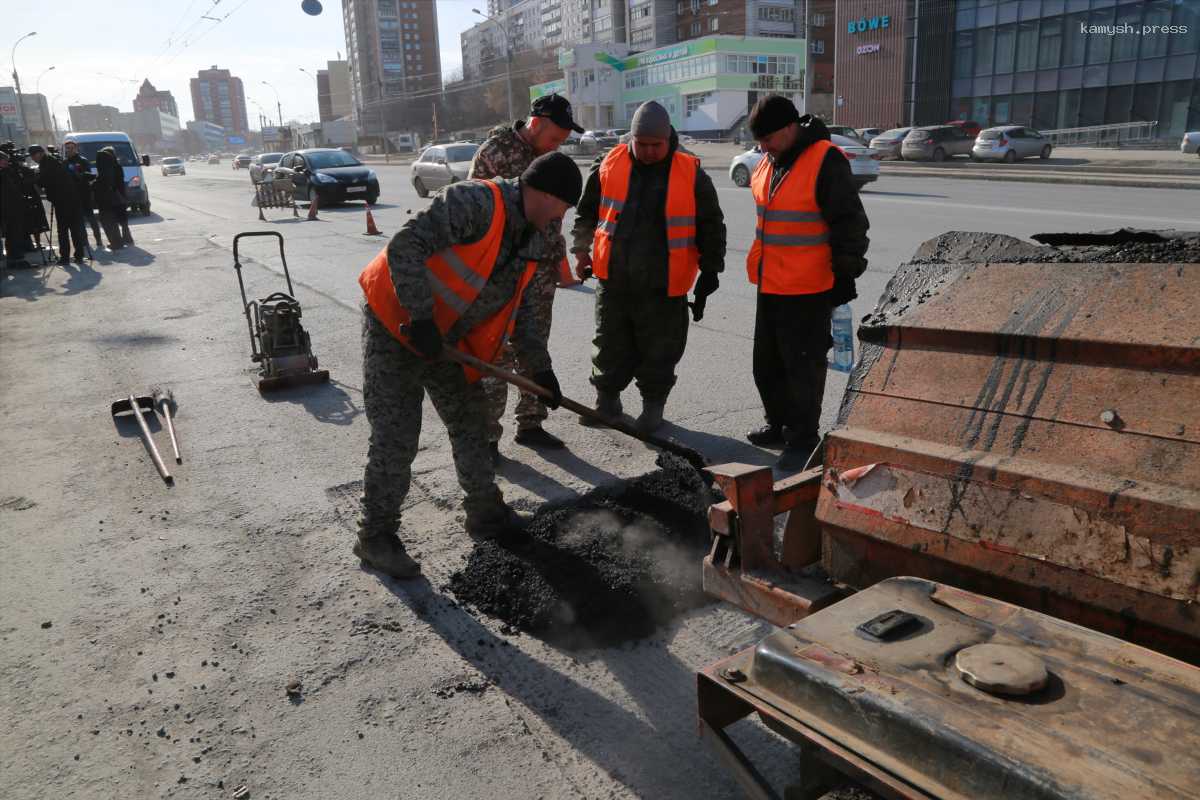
left=875, top=167, right=1200, bottom=191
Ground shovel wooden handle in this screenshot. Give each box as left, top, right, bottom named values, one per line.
left=440, top=346, right=710, bottom=470
left=128, top=394, right=173, bottom=485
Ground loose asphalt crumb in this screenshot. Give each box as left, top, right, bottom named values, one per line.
left=449, top=453, right=716, bottom=648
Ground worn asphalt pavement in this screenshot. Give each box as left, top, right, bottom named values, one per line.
left=1, top=161, right=1196, bottom=799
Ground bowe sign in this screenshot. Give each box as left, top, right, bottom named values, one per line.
left=848, top=15, right=891, bottom=34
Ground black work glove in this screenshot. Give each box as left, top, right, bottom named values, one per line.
left=408, top=319, right=443, bottom=360
left=689, top=271, right=720, bottom=322
left=532, top=370, right=562, bottom=409
left=828, top=274, right=858, bottom=308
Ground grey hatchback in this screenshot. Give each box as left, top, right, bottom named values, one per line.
left=901, top=125, right=975, bottom=162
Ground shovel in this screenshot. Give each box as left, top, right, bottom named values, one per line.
left=441, top=346, right=711, bottom=474
left=111, top=394, right=173, bottom=485
left=152, top=388, right=182, bottom=464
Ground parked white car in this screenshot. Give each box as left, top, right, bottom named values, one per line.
left=410, top=142, right=478, bottom=198
left=1182, top=131, right=1200, bottom=156
left=971, top=126, right=1052, bottom=162
left=728, top=134, right=881, bottom=190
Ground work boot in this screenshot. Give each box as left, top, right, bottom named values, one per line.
left=514, top=426, right=565, bottom=449
left=352, top=533, right=421, bottom=579
left=774, top=437, right=820, bottom=474
left=636, top=399, right=666, bottom=435
left=488, top=442, right=501, bottom=467
left=747, top=423, right=785, bottom=448
left=465, top=501, right=531, bottom=542
left=581, top=391, right=622, bottom=427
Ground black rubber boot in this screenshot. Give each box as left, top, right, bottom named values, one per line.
left=353, top=533, right=421, bottom=579
left=636, top=399, right=666, bottom=435
left=514, top=426, right=566, bottom=449
left=581, top=391, right=622, bottom=427
left=465, top=501, right=531, bottom=541
left=747, top=424, right=785, bottom=447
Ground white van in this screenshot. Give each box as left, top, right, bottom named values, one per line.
left=62, top=131, right=152, bottom=215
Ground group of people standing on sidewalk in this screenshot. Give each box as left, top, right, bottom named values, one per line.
left=350, top=92, right=871, bottom=580
left=0, top=140, right=133, bottom=268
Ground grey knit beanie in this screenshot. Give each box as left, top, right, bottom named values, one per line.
left=630, top=101, right=671, bottom=139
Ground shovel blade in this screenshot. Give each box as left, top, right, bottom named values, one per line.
left=111, top=396, right=156, bottom=416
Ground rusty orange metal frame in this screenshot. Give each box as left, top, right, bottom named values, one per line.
left=703, top=464, right=845, bottom=628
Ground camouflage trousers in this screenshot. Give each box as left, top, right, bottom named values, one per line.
left=358, top=306, right=504, bottom=539
left=482, top=262, right=557, bottom=442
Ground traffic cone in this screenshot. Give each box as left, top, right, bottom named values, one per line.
left=306, top=192, right=320, bottom=221
left=362, top=206, right=383, bottom=236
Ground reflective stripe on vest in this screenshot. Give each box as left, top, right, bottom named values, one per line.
left=591, top=145, right=701, bottom=298
left=357, top=180, right=537, bottom=382
left=746, top=140, right=836, bottom=295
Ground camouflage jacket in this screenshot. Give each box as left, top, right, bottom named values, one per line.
left=469, top=120, right=567, bottom=275
left=385, top=178, right=553, bottom=373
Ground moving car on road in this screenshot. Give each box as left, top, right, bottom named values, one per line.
left=901, top=125, right=975, bottom=161
left=728, top=133, right=881, bottom=190
left=1182, top=131, right=1200, bottom=156
left=233, top=154, right=252, bottom=170
left=971, top=126, right=1052, bottom=162
left=63, top=130, right=152, bottom=215
left=275, top=148, right=380, bottom=205
left=208, top=155, right=220, bottom=164
left=160, top=156, right=186, bottom=176
left=410, top=142, right=478, bottom=198
left=868, top=127, right=911, bottom=159
left=250, top=152, right=283, bottom=183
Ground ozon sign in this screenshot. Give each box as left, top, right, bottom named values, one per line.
left=848, top=15, right=891, bottom=34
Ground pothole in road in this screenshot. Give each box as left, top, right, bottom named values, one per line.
left=448, top=454, right=717, bottom=649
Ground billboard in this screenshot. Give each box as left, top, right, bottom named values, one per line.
left=226, top=135, right=246, bottom=145
left=0, top=87, right=22, bottom=133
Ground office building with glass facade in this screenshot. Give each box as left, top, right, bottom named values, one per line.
left=950, top=0, right=1200, bottom=138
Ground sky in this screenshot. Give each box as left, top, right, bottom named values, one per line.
left=4, top=0, right=480, bottom=129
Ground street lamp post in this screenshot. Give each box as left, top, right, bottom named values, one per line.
left=472, top=8, right=514, bottom=123
left=377, top=78, right=389, bottom=164
left=33, top=65, right=55, bottom=138
left=261, top=80, right=283, bottom=128
left=10, top=31, right=37, bottom=145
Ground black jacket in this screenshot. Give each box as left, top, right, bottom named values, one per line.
left=94, top=149, right=127, bottom=206
left=572, top=130, right=726, bottom=292
left=36, top=154, right=82, bottom=213
left=768, top=115, right=870, bottom=282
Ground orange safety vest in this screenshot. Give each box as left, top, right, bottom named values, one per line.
left=591, top=145, right=701, bottom=297
left=357, top=180, right=536, bottom=382
left=746, top=139, right=835, bottom=295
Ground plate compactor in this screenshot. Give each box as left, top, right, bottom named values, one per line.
left=232, top=231, right=330, bottom=392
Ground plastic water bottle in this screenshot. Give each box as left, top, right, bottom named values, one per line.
left=829, top=304, right=855, bottom=373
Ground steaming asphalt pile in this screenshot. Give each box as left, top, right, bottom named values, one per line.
left=449, top=455, right=715, bottom=648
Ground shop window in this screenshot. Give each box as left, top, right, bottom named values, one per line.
left=1038, top=17, right=1062, bottom=69
left=1104, top=84, right=1133, bottom=124
left=685, top=92, right=712, bottom=116
left=1079, top=86, right=1106, bottom=126
left=992, top=96, right=1011, bottom=124
left=972, top=97, right=991, bottom=124
left=1056, top=88, right=1080, bottom=128
left=1130, top=81, right=1161, bottom=123
left=994, top=25, right=1016, bottom=74
left=1015, top=21, right=1038, bottom=72
left=975, top=27, right=995, bottom=75
left=1033, top=91, right=1058, bottom=129
left=1011, top=92, right=1034, bottom=125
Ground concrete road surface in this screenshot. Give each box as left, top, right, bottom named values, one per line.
left=1, top=160, right=1195, bottom=800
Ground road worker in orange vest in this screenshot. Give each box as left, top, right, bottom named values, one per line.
left=570, top=101, right=727, bottom=434
left=354, top=152, right=582, bottom=579
left=743, top=95, right=870, bottom=473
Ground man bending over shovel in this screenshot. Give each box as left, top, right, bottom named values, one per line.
left=354, top=152, right=582, bottom=579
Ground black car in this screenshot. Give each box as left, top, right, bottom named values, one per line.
left=274, top=148, right=379, bottom=205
